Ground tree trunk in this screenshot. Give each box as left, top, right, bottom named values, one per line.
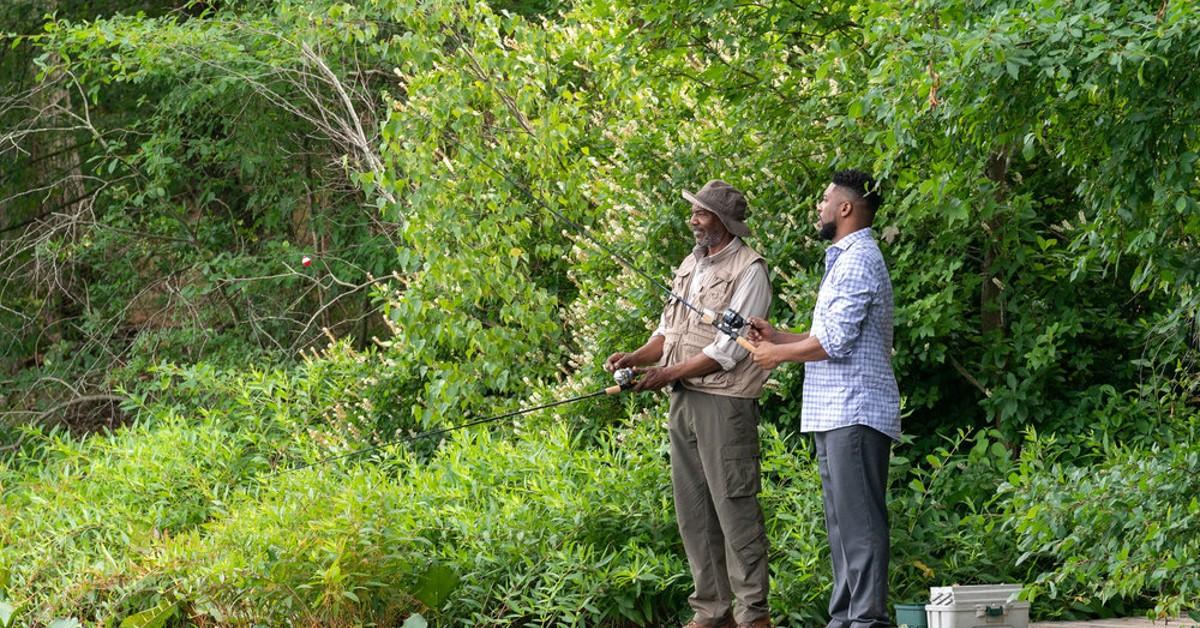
left=29, top=51, right=88, bottom=345
left=982, top=149, right=1010, bottom=430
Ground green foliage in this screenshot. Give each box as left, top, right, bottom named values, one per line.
left=119, top=600, right=176, bottom=628
left=757, top=427, right=829, bottom=625
left=155, top=414, right=690, bottom=625
left=0, top=414, right=260, bottom=621
left=1, top=0, right=1198, bottom=624
left=1005, top=433, right=1200, bottom=620
left=2, top=0, right=404, bottom=421
left=889, top=430, right=1030, bottom=603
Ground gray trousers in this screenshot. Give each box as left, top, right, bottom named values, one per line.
left=669, top=387, right=770, bottom=626
left=814, top=425, right=893, bottom=628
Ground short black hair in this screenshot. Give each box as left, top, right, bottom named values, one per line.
left=831, top=169, right=882, bottom=217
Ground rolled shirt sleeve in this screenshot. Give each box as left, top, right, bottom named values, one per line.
left=811, top=265, right=874, bottom=359
left=702, top=261, right=771, bottom=370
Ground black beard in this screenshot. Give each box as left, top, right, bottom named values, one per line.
left=819, top=221, right=837, bottom=241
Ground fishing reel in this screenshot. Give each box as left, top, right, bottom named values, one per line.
left=715, top=308, right=747, bottom=338
left=699, top=307, right=758, bottom=354
left=604, top=367, right=638, bottom=395
left=613, top=367, right=636, bottom=390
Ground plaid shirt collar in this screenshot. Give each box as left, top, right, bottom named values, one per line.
left=828, top=227, right=874, bottom=253
left=823, top=227, right=874, bottom=279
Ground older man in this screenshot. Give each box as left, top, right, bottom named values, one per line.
left=605, top=180, right=773, bottom=628
left=748, top=169, right=900, bottom=628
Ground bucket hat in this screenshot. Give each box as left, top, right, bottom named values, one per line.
left=681, top=179, right=750, bottom=237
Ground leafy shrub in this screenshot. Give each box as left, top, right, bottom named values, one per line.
left=889, top=430, right=1032, bottom=605
left=0, top=413, right=272, bottom=622
left=1004, top=434, right=1200, bottom=620
left=157, top=414, right=688, bottom=626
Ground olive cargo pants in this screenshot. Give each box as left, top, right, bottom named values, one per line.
left=669, top=387, right=770, bottom=626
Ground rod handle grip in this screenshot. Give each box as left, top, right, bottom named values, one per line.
left=605, top=384, right=625, bottom=395
left=736, top=336, right=758, bottom=354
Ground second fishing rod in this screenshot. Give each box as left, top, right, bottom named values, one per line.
left=270, top=367, right=642, bottom=476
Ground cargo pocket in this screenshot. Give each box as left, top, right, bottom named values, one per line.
left=720, top=444, right=761, bottom=498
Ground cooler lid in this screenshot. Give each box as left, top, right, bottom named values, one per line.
left=928, top=584, right=1024, bottom=606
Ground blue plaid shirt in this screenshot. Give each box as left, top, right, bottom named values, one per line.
left=802, top=228, right=901, bottom=440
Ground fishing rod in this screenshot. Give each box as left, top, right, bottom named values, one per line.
left=268, top=368, right=639, bottom=476
left=440, top=125, right=760, bottom=354
left=444, top=39, right=762, bottom=352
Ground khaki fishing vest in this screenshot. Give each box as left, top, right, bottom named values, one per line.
left=660, top=241, right=771, bottom=399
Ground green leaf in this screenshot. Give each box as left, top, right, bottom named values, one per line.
left=120, top=601, right=176, bottom=628
left=848, top=99, right=863, bottom=120
left=402, top=614, right=428, bottom=628
left=414, top=562, right=460, bottom=609
left=48, top=620, right=82, bottom=628
left=0, top=602, right=14, bottom=628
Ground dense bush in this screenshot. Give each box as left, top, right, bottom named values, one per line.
left=1, top=0, right=1198, bottom=624
left=0, top=414, right=272, bottom=621
left=889, top=430, right=1029, bottom=604
left=2, top=356, right=1196, bottom=624
left=1005, top=432, right=1200, bottom=620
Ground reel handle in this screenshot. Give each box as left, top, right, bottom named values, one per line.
left=701, top=308, right=758, bottom=354
left=736, top=336, right=759, bottom=354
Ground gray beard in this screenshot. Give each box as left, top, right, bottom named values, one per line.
left=694, top=230, right=722, bottom=249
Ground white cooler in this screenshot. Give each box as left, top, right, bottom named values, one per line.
left=925, top=584, right=1030, bottom=628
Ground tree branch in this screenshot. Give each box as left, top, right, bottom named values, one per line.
left=948, top=354, right=992, bottom=398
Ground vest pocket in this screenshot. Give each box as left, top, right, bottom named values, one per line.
left=697, top=276, right=733, bottom=310
left=720, top=444, right=761, bottom=498
left=659, top=332, right=681, bottom=367
left=672, top=266, right=693, bottom=296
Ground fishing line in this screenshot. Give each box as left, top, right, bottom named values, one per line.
left=267, top=369, right=637, bottom=476
left=438, top=122, right=757, bottom=349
